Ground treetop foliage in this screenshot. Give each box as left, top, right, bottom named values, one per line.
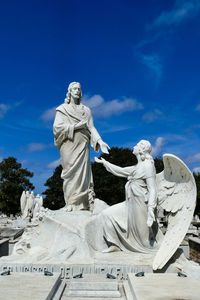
left=0, top=157, right=34, bottom=215
left=43, top=165, right=65, bottom=210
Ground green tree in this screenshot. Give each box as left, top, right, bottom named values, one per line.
left=0, top=157, right=34, bottom=215
left=154, top=157, right=164, bottom=173
left=43, top=165, right=65, bottom=210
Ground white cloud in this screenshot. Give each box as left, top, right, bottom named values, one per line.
left=83, top=95, right=143, bottom=118
left=151, top=137, right=166, bottom=157
left=151, top=0, right=200, bottom=28
left=40, top=107, right=56, bottom=122
left=139, top=54, right=162, bottom=84
left=188, top=153, right=200, bottom=163
left=47, top=159, right=61, bottom=169
left=82, top=95, right=104, bottom=109
left=26, top=143, right=53, bottom=153
left=142, top=109, right=162, bottom=123
left=103, top=125, right=133, bottom=133
left=193, top=166, right=200, bottom=173
left=0, top=104, right=10, bottom=119
left=41, top=95, right=143, bottom=121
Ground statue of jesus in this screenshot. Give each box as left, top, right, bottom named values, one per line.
left=53, top=82, right=109, bottom=211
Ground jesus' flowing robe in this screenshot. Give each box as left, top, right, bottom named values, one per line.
left=53, top=102, right=101, bottom=210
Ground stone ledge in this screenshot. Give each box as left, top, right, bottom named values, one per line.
left=125, top=273, right=200, bottom=300
left=0, top=262, right=153, bottom=280
left=189, top=237, right=200, bottom=245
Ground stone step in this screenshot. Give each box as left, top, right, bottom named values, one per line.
left=65, top=274, right=121, bottom=298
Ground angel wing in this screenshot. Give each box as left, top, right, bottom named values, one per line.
left=153, top=154, right=196, bottom=270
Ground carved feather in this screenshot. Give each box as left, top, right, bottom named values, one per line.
left=153, top=154, right=196, bottom=270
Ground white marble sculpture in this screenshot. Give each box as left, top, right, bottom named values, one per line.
left=95, top=140, right=162, bottom=255
left=20, top=191, right=43, bottom=220
left=33, top=194, right=43, bottom=218
left=20, top=191, right=31, bottom=219
left=2, top=79, right=197, bottom=276
left=95, top=140, right=197, bottom=270
left=9, top=139, right=197, bottom=274
left=53, top=82, right=109, bottom=212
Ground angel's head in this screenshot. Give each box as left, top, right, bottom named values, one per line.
left=133, top=140, right=153, bottom=162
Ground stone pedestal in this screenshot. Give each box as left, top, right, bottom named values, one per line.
left=65, top=274, right=121, bottom=298
left=0, top=228, right=24, bottom=240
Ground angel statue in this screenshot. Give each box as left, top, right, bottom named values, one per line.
left=95, top=139, right=196, bottom=270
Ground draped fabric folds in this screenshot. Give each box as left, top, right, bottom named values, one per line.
left=100, top=160, right=163, bottom=253
left=53, top=103, right=101, bottom=210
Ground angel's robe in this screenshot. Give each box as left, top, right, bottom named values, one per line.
left=99, top=159, right=163, bottom=253
left=53, top=102, right=101, bottom=210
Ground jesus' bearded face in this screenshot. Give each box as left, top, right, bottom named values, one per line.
left=70, top=83, right=81, bottom=100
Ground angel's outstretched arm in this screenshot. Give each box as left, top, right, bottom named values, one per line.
left=95, top=157, right=134, bottom=178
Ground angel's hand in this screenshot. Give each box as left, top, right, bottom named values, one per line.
left=94, top=157, right=106, bottom=164
left=147, top=207, right=155, bottom=227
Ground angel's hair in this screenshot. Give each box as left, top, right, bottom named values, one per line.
left=64, top=82, right=82, bottom=104
left=138, top=140, right=154, bottom=163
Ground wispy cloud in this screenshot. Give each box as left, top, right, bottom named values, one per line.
left=25, top=143, right=53, bottom=153
left=41, top=95, right=143, bottom=122
left=142, top=109, right=163, bottom=123
left=47, top=159, right=61, bottom=169
left=151, top=0, right=200, bottom=29
left=188, top=153, right=200, bottom=163
left=193, top=166, right=200, bottom=174
left=103, top=125, right=133, bottom=133
left=135, top=52, right=163, bottom=85
left=151, top=137, right=166, bottom=157
left=83, top=95, right=143, bottom=118
left=0, top=104, right=10, bottom=119
left=40, top=107, right=56, bottom=122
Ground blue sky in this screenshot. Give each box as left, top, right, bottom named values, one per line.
left=1, top=0, right=200, bottom=193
